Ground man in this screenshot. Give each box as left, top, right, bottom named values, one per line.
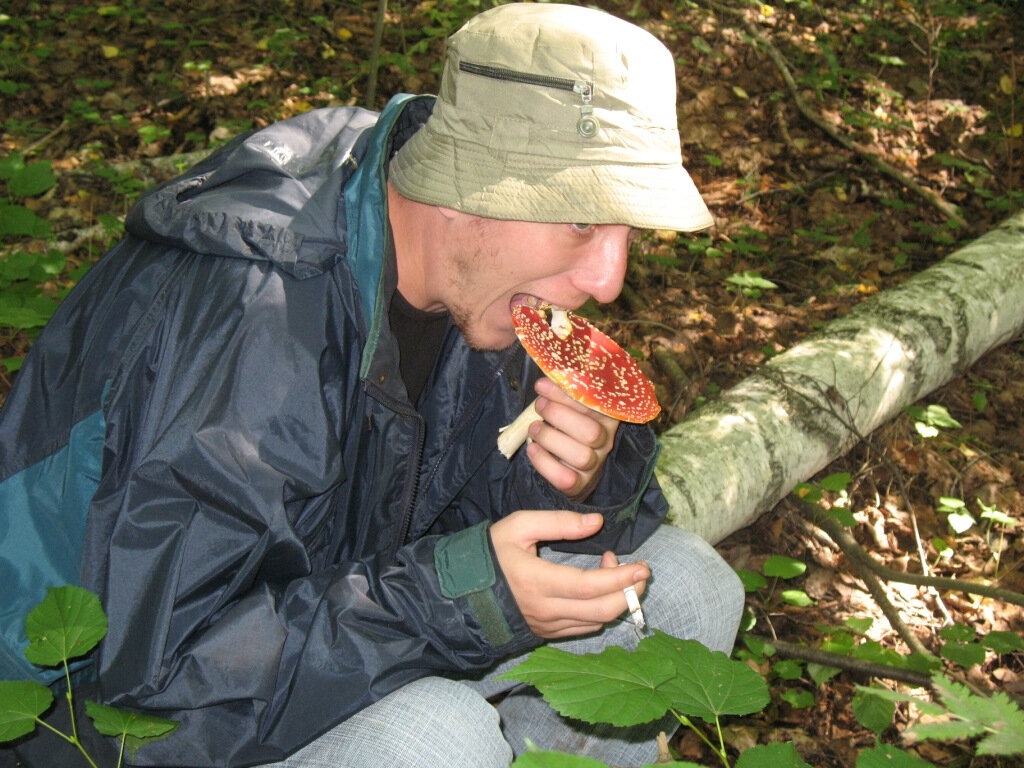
left=0, top=4, right=742, bottom=767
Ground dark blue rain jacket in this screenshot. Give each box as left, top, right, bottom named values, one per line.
left=0, top=94, right=667, bottom=766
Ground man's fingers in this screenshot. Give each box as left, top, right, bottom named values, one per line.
left=540, top=580, right=646, bottom=628
left=525, top=443, right=587, bottom=495
left=532, top=398, right=608, bottom=452
left=492, top=509, right=605, bottom=547
left=528, top=421, right=601, bottom=471
left=528, top=556, right=649, bottom=601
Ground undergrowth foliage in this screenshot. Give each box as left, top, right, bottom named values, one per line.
left=0, top=586, right=177, bottom=768
left=501, top=627, right=1024, bottom=767
left=0, top=153, right=64, bottom=372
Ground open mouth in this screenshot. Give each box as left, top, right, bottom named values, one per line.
left=509, top=293, right=544, bottom=311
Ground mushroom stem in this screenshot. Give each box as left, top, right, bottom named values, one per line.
left=497, top=398, right=543, bottom=459
left=550, top=307, right=571, bottom=340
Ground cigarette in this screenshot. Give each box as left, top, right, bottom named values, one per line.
left=624, top=585, right=645, bottom=630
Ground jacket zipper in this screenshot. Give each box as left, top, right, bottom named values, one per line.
left=404, top=346, right=522, bottom=543
left=458, top=61, right=597, bottom=138
left=366, top=381, right=425, bottom=561
left=393, top=414, right=424, bottom=556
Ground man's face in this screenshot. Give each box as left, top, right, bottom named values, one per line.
left=427, top=213, right=635, bottom=351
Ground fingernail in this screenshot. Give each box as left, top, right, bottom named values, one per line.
left=633, top=566, right=650, bottom=581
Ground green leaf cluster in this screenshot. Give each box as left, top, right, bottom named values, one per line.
left=736, top=554, right=813, bottom=614
left=1, top=153, right=55, bottom=238
left=725, top=271, right=778, bottom=299
left=0, top=152, right=65, bottom=349
left=0, top=585, right=177, bottom=767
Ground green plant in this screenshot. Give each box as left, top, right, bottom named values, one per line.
left=501, top=631, right=774, bottom=768
left=724, top=271, right=778, bottom=299
left=937, top=496, right=975, bottom=535
left=499, top=627, right=1024, bottom=767
left=0, top=153, right=64, bottom=360
left=905, top=403, right=961, bottom=438
left=856, top=674, right=1024, bottom=756
left=978, top=499, right=1015, bottom=577
left=0, top=585, right=177, bottom=767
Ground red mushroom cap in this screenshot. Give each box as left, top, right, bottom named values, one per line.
left=511, top=305, right=661, bottom=423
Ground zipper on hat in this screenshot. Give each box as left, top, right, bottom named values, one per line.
left=459, top=61, right=598, bottom=138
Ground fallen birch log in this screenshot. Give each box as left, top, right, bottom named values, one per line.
left=655, top=211, right=1024, bottom=544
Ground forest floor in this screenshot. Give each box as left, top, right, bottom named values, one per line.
left=1, top=0, right=1022, bottom=765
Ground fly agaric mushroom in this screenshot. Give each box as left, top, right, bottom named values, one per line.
left=497, top=303, right=661, bottom=459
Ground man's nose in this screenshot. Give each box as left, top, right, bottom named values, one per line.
left=574, top=226, right=631, bottom=304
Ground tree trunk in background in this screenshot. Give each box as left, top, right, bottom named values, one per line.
left=655, top=211, right=1024, bottom=545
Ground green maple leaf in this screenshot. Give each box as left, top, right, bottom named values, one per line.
left=500, top=631, right=769, bottom=728
left=0, top=681, right=54, bottom=742
left=86, top=701, right=179, bottom=757
left=499, top=642, right=677, bottom=727
left=23, top=585, right=107, bottom=667
left=643, top=632, right=770, bottom=721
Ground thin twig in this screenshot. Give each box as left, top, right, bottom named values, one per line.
left=804, top=507, right=932, bottom=657
left=366, top=0, right=389, bottom=108
left=748, top=633, right=934, bottom=688
left=24, top=119, right=69, bottom=154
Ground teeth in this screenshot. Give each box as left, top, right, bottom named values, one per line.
left=511, top=294, right=544, bottom=310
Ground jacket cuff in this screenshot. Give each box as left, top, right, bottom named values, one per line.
left=434, top=522, right=533, bottom=650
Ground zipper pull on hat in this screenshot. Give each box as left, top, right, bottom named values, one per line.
left=573, top=81, right=597, bottom=139
left=390, top=2, right=714, bottom=232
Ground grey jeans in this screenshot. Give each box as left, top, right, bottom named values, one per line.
left=269, top=526, right=744, bottom=768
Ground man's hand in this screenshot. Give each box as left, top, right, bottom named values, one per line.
left=526, top=377, right=619, bottom=500
left=490, top=510, right=648, bottom=639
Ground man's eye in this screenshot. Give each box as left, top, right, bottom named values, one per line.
left=570, top=223, right=593, bottom=234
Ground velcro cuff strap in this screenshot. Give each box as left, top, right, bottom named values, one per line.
left=435, top=522, right=513, bottom=646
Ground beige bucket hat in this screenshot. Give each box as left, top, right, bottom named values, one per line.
left=389, top=2, right=714, bottom=232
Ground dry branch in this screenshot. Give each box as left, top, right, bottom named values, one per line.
left=747, top=634, right=934, bottom=688
left=809, top=507, right=1024, bottom=608
left=651, top=345, right=690, bottom=396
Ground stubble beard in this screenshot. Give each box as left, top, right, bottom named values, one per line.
left=443, top=221, right=515, bottom=353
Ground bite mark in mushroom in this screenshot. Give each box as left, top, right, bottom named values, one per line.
left=497, top=304, right=661, bottom=459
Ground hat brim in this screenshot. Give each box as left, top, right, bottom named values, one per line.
left=390, top=127, right=714, bottom=232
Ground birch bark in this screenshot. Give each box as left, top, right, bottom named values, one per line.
left=655, top=211, right=1024, bottom=544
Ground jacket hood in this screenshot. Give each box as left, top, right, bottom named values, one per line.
left=125, top=106, right=382, bottom=279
